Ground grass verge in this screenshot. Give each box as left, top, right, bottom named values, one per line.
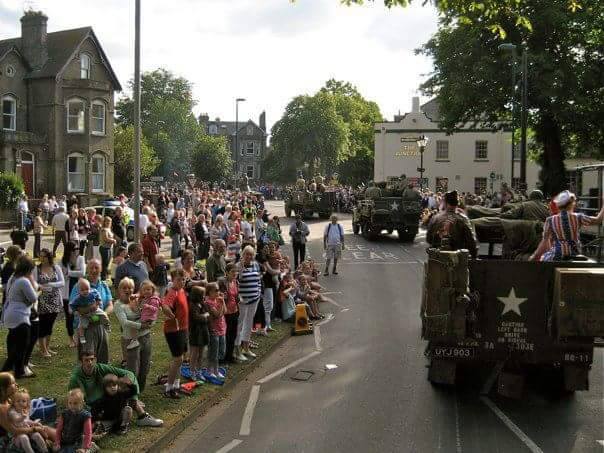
left=0, top=316, right=290, bottom=452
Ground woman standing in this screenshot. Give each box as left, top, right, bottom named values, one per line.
left=69, top=259, right=113, bottom=363
left=223, top=263, right=239, bottom=363
left=234, top=246, right=262, bottom=361
left=32, top=209, right=46, bottom=259
left=60, top=242, right=86, bottom=348
left=181, top=250, right=205, bottom=292
left=76, top=208, right=89, bottom=257
left=99, top=216, right=116, bottom=281
left=1, top=246, right=22, bottom=303
left=195, top=214, right=210, bottom=261
left=67, top=209, right=80, bottom=246
left=85, top=209, right=98, bottom=261
left=114, top=278, right=153, bottom=392
left=170, top=211, right=182, bottom=259
left=32, top=249, right=64, bottom=357
left=210, top=215, right=229, bottom=247
left=1, top=256, right=38, bottom=378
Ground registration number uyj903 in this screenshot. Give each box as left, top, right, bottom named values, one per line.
left=433, top=347, right=474, bottom=359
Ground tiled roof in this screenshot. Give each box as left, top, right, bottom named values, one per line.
left=421, top=98, right=440, bottom=121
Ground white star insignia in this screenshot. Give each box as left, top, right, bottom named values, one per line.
left=317, top=197, right=321, bottom=202
left=390, top=201, right=399, bottom=210
left=497, top=287, right=527, bottom=317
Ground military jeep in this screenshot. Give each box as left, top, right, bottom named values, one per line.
left=284, top=189, right=335, bottom=219
left=352, top=197, right=422, bottom=242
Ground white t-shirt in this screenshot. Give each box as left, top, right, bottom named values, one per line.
left=324, top=223, right=344, bottom=246
left=51, top=212, right=70, bottom=231
left=139, top=214, right=149, bottom=235
left=241, top=221, right=253, bottom=240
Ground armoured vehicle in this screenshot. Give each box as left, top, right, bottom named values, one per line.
left=284, top=189, right=335, bottom=219
left=352, top=180, right=422, bottom=242
left=421, top=248, right=604, bottom=396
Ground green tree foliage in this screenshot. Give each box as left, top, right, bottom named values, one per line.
left=417, top=0, right=603, bottom=194
left=113, top=125, right=160, bottom=193
left=269, top=92, right=350, bottom=179
left=191, top=134, right=234, bottom=183
left=116, top=69, right=201, bottom=177
left=0, top=173, right=24, bottom=209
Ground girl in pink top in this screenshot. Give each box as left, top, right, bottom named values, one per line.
left=204, top=283, right=227, bottom=379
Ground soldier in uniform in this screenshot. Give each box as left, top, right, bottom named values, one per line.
left=427, top=190, right=477, bottom=258
left=500, top=189, right=549, bottom=222
left=365, top=181, right=382, bottom=200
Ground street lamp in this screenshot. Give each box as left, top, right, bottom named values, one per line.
left=498, top=42, right=528, bottom=187
left=416, top=134, right=429, bottom=190
left=235, top=98, right=246, bottom=177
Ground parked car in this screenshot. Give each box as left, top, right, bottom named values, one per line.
left=86, top=200, right=166, bottom=242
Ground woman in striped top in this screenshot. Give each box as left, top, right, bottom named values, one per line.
left=234, top=246, right=262, bottom=362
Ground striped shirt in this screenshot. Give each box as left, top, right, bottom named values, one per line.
left=541, top=211, right=594, bottom=261
left=238, top=261, right=262, bottom=304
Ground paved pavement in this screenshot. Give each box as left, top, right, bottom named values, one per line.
left=167, top=200, right=604, bottom=453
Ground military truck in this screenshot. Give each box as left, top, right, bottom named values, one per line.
left=421, top=248, right=604, bottom=396
left=284, top=189, right=335, bottom=219
left=352, top=180, right=422, bottom=241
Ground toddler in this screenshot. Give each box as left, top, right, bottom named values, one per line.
left=204, top=283, right=226, bottom=379
left=55, top=388, right=95, bottom=452
left=70, top=278, right=110, bottom=345
left=151, top=254, right=170, bottom=297
left=128, top=280, right=161, bottom=350
left=91, top=374, right=136, bottom=436
left=8, top=390, right=47, bottom=453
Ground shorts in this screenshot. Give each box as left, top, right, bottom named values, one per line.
left=189, top=323, right=209, bottom=347
left=164, top=330, right=189, bottom=357
left=326, top=244, right=342, bottom=260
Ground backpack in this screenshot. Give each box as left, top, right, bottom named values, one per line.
left=326, top=223, right=344, bottom=242
left=30, top=397, right=57, bottom=423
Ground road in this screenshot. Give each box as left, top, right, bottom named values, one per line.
left=163, top=201, right=597, bottom=451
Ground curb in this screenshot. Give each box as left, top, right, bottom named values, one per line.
left=146, top=331, right=291, bottom=453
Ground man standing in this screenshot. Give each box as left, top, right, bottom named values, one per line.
left=323, top=214, right=344, bottom=276
left=112, top=206, right=126, bottom=250
left=289, top=214, right=310, bottom=269
left=206, top=239, right=227, bottom=282
left=142, top=225, right=159, bottom=273
left=51, top=206, right=70, bottom=257
left=114, top=243, right=149, bottom=292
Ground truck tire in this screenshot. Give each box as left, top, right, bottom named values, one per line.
left=352, top=222, right=360, bottom=235
left=398, top=229, right=416, bottom=242
left=319, top=211, right=331, bottom=219
left=285, top=205, right=292, bottom=218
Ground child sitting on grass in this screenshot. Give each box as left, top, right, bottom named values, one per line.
left=70, top=278, right=110, bottom=345
left=127, top=280, right=161, bottom=350
left=55, top=388, right=95, bottom=453
left=91, top=374, right=136, bottom=436
left=8, top=389, right=47, bottom=453
left=204, top=282, right=227, bottom=380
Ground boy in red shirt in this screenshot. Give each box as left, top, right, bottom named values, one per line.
left=161, top=269, right=189, bottom=399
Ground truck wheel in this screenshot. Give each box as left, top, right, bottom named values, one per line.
left=319, top=212, right=330, bottom=219
left=285, top=206, right=292, bottom=218
left=398, top=229, right=416, bottom=243
left=387, top=229, right=393, bottom=235
left=352, top=222, right=360, bottom=235
left=362, top=223, right=371, bottom=240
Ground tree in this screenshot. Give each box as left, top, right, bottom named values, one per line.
left=116, top=69, right=201, bottom=177
left=113, top=125, right=160, bottom=193
left=270, top=92, right=350, bottom=179
left=417, top=0, right=604, bottom=194
left=0, top=173, right=24, bottom=209
left=191, top=134, right=234, bottom=183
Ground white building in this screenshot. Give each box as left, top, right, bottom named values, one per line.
left=374, top=97, right=541, bottom=194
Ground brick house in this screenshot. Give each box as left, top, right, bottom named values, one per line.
left=199, top=112, right=267, bottom=181
left=0, top=11, right=121, bottom=204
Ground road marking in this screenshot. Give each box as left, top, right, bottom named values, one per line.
left=341, top=308, right=350, bottom=312
left=257, top=350, right=321, bottom=385
left=339, top=261, right=420, bottom=265
left=323, top=296, right=345, bottom=309
left=480, top=396, right=543, bottom=453
left=321, top=291, right=343, bottom=296
left=317, top=312, right=335, bottom=326
left=454, top=393, right=462, bottom=453
left=239, top=385, right=261, bottom=436
left=314, top=325, right=322, bottom=351
left=215, top=439, right=243, bottom=453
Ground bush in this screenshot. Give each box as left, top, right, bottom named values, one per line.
left=0, top=172, right=24, bottom=209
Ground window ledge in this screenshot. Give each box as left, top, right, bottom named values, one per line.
left=435, top=159, right=450, bottom=162
left=91, top=132, right=106, bottom=137
left=474, top=159, right=489, bottom=162
left=67, top=131, right=86, bottom=135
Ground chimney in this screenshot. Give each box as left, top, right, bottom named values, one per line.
left=20, top=11, right=48, bottom=70
left=198, top=113, right=209, bottom=127
left=411, top=96, right=420, bottom=113
left=259, top=111, right=266, bottom=132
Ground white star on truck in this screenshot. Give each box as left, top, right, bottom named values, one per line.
left=497, top=288, right=527, bottom=316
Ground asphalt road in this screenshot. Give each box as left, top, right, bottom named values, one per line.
left=96, top=201, right=604, bottom=453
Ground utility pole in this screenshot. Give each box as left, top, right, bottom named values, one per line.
left=133, top=0, right=141, bottom=243
left=520, top=47, right=528, bottom=185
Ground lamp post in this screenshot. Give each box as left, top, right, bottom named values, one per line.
left=498, top=42, right=528, bottom=187
left=235, top=98, right=246, bottom=177
left=416, top=135, right=429, bottom=190
left=133, top=0, right=142, bottom=243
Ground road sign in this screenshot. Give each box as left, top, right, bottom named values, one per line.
left=401, top=137, right=420, bottom=143
left=149, top=176, right=164, bottom=182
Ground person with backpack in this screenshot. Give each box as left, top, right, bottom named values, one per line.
left=323, top=214, right=344, bottom=276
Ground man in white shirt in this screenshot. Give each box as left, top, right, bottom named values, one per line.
left=323, top=214, right=344, bottom=276
left=241, top=212, right=254, bottom=242
left=51, top=206, right=70, bottom=257
left=139, top=206, right=150, bottom=237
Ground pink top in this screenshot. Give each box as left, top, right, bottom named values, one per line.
left=140, top=295, right=162, bottom=323
left=205, top=296, right=226, bottom=336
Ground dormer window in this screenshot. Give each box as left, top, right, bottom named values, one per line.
left=2, top=95, right=16, bottom=131
left=209, top=124, right=218, bottom=134
left=80, top=53, right=91, bottom=79
left=5, top=65, right=15, bottom=77
left=246, top=125, right=253, bottom=135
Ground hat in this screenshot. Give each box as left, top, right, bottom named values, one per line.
left=529, top=189, right=544, bottom=200
left=554, top=190, right=575, bottom=208
left=444, top=190, right=459, bottom=206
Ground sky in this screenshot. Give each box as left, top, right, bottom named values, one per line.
left=1, top=0, right=439, bottom=132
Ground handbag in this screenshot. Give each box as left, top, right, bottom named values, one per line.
left=282, top=294, right=296, bottom=321
left=29, top=397, right=57, bottom=423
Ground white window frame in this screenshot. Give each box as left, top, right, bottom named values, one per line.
left=435, top=140, right=449, bottom=160
left=254, top=142, right=260, bottom=157
left=246, top=141, right=254, bottom=156
left=80, top=53, right=91, bottom=79
left=475, top=140, right=488, bottom=160
left=67, top=153, right=85, bottom=192
left=209, top=124, right=218, bottom=134
left=246, top=165, right=254, bottom=179
left=67, top=98, right=86, bottom=133
left=91, top=153, right=105, bottom=193
left=2, top=95, right=16, bottom=131
left=5, top=65, right=15, bottom=77
left=91, top=100, right=106, bottom=135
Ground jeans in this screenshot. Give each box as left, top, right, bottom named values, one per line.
left=99, top=245, right=112, bottom=280
left=63, top=299, right=75, bottom=337
left=2, top=323, right=31, bottom=376
left=52, top=231, right=68, bottom=256
left=124, top=333, right=152, bottom=392
left=224, top=312, right=239, bottom=362
left=171, top=233, right=181, bottom=259
left=263, top=288, right=274, bottom=329
left=292, top=242, right=306, bottom=269
left=208, top=335, right=226, bottom=367
left=33, top=233, right=41, bottom=258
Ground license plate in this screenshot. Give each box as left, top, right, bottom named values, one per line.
left=432, top=347, right=475, bottom=359
left=562, top=352, right=591, bottom=363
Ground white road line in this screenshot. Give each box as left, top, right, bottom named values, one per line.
left=239, top=385, right=261, bottom=436
left=454, top=393, right=462, bottom=453
left=323, top=296, right=345, bottom=309
left=314, top=325, right=322, bottom=351
left=317, top=312, right=335, bottom=326
left=215, top=439, right=243, bottom=453
left=257, top=350, right=321, bottom=385
left=480, top=396, right=544, bottom=453
left=339, top=261, right=420, bottom=265
left=321, top=291, right=343, bottom=296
